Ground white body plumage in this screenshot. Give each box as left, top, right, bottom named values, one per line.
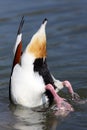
left=10, top=18, right=64, bottom=108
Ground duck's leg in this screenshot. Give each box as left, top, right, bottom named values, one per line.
left=62, top=80, right=80, bottom=101
left=51, top=75, right=80, bottom=101
left=45, top=84, right=73, bottom=111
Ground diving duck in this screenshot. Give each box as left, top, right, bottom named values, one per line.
left=9, top=17, right=79, bottom=109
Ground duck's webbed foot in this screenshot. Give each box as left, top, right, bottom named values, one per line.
left=71, top=92, right=80, bottom=101
left=62, top=80, right=80, bottom=101
left=45, top=84, right=74, bottom=112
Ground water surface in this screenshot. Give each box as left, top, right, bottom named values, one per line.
left=0, top=0, right=87, bottom=130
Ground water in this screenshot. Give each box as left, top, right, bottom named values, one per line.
left=0, top=0, right=87, bottom=129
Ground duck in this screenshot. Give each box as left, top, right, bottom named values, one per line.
left=9, top=17, right=80, bottom=109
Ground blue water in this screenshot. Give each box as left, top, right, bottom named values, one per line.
left=0, top=0, right=87, bottom=130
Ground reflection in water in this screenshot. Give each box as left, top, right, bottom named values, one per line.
left=10, top=105, right=45, bottom=130
left=9, top=104, right=72, bottom=130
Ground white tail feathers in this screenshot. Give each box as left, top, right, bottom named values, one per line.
left=26, top=18, right=48, bottom=58
left=30, top=18, right=47, bottom=45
